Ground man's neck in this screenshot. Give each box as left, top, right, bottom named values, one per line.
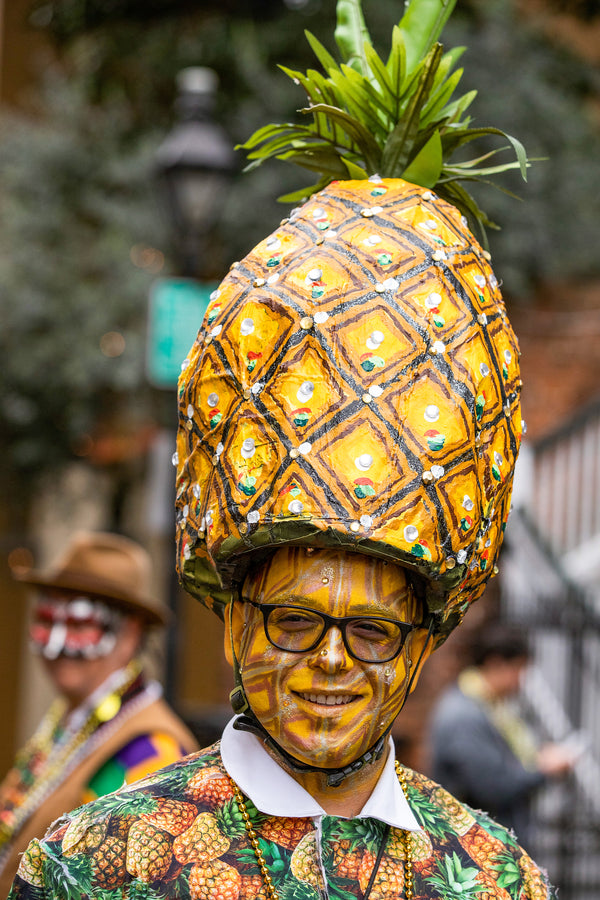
left=264, top=742, right=388, bottom=817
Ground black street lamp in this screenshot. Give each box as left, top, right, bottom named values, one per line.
left=152, top=68, right=235, bottom=705
left=154, top=67, right=236, bottom=278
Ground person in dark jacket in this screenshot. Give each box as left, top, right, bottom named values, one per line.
left=429, top=624, right=575, bottom=847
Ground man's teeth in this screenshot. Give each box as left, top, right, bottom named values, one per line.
left=301, top=693, right=354, bottom=706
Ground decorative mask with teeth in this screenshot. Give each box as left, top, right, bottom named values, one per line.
left=29, top=595, right=124, bottom=660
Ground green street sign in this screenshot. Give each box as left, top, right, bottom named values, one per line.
left=146, top=278, right=216, bottom=388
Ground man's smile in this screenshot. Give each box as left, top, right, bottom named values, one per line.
left=294, top=691, right=359, bottom=707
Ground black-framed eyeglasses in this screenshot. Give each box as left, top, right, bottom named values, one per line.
left=243, top=600, right=416, bottom=663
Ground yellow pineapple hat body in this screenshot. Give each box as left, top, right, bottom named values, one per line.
left=175, top=0, right=527, bottom=644
left=176, top=177, right=521, bottom=642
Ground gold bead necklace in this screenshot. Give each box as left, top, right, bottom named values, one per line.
left=0, top=660, right=143, bottom=856
left=231, top=783, right=277, bottom=899
left=231, top=760, right=413, bottom=900
left=395, top=760, right=414, bottom=900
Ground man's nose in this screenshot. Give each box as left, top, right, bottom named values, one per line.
left=313, top=626, right=350, bottom=671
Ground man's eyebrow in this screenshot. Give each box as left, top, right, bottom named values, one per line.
left=241, top=594, right=311, bottom=605
left=244, top=594, right=400, bottom=617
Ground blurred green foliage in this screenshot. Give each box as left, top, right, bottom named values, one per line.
left=0, top=74, right=163, bottom=482
left=443, top=4, right=600, bottom=294
left=1, top=0, right=599, bottom=485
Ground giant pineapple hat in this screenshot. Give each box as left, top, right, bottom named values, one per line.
left=176, top=0, right=527, bottom=643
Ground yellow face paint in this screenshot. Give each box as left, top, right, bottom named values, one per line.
left=236, top=547, right=429, bottom=770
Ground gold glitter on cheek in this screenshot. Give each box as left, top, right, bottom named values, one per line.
left=264, top=645, right=278, bottom=663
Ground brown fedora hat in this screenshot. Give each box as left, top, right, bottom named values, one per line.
left=12, top=531, right=169, bottom=627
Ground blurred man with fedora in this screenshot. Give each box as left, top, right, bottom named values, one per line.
left=0, top=531, right=198, bottom=895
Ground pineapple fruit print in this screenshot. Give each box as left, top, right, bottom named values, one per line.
left=91, top=836, right=128, bottom=890
left=126, top=821, right=172, bottom=883
left=140, top=797, right=197, bottom=835
left=172, top=812, right=230, bottom=864
left=8, top=745, right=556, bottom=900
left=188, top=859, right=242, bottom=900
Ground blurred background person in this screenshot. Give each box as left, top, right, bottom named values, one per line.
left=0, top=531, right=198, bottom=895
left=428, top=622, right=576, bottom=849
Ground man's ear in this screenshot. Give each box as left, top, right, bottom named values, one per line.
left=407, top=627, right=435, bottom=694
left=223, top=601, right=246, bottom=667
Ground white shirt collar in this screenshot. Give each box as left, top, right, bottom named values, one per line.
left=220, top=716, right=422, bottom=832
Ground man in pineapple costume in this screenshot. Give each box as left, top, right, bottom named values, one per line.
left=8, top=1, right=556, bottom=898
left=0, top=531, right=198, bottom=897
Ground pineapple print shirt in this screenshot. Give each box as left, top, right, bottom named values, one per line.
left=8, top=725, right=557, bottom=900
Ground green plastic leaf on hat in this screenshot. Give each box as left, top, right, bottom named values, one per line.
left=334, top=0, right=371, bottom=74
left=304, top=31, right=339, bottom=75
left=380, top=43, right=443, bottom=176
left=398, top=0, right=457, bottom=74
left=237, top=0, right=532, bottom=240
left=402, top=131, right=443, bottom=188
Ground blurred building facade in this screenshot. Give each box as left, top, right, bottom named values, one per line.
left=0, top=0, right=50, bottom=106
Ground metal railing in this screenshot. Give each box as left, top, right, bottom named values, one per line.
left=500, top=398, right=600, bottom=900
left=530, top=398, right=600, bottom=566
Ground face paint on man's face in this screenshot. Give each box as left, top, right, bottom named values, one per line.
left=238, top=548, right=427, bottom=770
left=29, top=595, right=122, bottom=660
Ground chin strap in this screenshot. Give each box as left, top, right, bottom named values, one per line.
left=228, top=599, right=250, bottom=715
left=405, top=617, right=436, bottom=698
left=227, top=601, right=437, bottom=788
left=233, top=710, right=390, bottom=788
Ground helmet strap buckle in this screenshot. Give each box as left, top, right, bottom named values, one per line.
left=229, top=685, right=249, bottom=714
